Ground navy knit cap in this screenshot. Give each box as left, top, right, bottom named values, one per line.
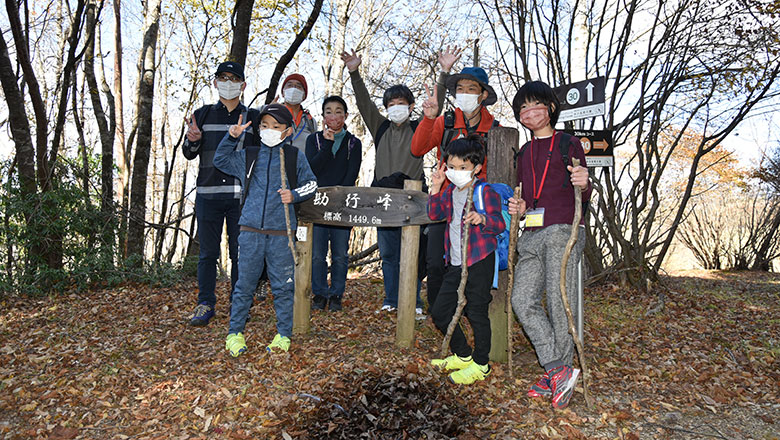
left=216, top=61, right=245, bottom=80
left=445, top=67, right=497, bottom=106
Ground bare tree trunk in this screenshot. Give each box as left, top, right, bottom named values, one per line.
left=4, top=0, right=48, bottom=191
left=166, top=171, right=189, bottom=264
left=126, top=0, right=163, bottom=261
left=0, top=33, right=37, bottom=200
left=263, top=0, right=324, bottom=104
left=228, top=0, right=254, bottom=66
left=113, top=0, right=129, bottom=255
left=85, top=0, right=115, bottom=230
left=71, top=80, right=91, bottom=206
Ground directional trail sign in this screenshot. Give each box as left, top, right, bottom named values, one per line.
left=554, top=77, right=606, bottom=122
left=563, top=129, right=614, bottom=167
left=297, top=186, right=438, bottom=228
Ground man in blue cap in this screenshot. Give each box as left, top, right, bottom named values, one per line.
left=184, top=61, right=258, bottom=327
left=411, top=65, right=499, bottom=315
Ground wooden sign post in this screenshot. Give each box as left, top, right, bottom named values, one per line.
left=485, top=126, right=520, bottom=362
left=396, top=180, right=422, bottom=348
left=293, top=222, right=313, bottom=335
left=295, top=183, right=437, bottom=345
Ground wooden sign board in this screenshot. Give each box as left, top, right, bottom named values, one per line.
left=563, top=129, right=614, bottom=167
left=297, top=186, right=438, bottom=228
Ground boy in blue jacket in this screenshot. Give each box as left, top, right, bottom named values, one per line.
left=427, top=134, right=505, bottom=384
left=214, top=104, right=318, bottom=356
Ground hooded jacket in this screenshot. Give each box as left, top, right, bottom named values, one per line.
left=214, top=133, right=318, bottom=231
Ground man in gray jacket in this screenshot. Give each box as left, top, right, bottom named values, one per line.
left=340, top=47, right=459, bottom=314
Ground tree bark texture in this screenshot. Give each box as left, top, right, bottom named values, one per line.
left=126, top=0, right=163, bottom=260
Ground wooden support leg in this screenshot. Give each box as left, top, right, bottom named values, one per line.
left=488, top=272, right=508, bottom=362
left=293, top=222, right=313, bottom=335
left=395, top=180, right=422, bottom=348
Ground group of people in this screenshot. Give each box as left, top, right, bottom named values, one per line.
left=183, top=46, right=591, bottom=410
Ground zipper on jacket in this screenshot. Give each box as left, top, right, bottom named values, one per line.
left=260, top=148, right=272, bottom=229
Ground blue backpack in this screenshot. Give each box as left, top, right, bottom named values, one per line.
left=473, top=182, right=513, bottom=289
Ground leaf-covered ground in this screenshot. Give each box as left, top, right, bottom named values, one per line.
left=0, top=270, right=778, bottom=439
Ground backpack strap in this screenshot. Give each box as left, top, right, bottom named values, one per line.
left=557, top=132, right=573, bottom=188
left=473, top=182, right=487, bottom=215
left=347, top=133, right=357, bottom=160
left=283, top=143, right=298, bottom=191
left=241, top=145, right=260, bottom=209
left=374, top=119, right=392, bottom=146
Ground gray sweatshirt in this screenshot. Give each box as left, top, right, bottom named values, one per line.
left=349, top=70, right=447, bottom=182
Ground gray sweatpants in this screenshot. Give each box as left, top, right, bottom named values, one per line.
left=511, top=224, right=584, bottom=371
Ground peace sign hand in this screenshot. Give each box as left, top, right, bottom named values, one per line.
left=228, top=113, right=252, bottom=138
left=340, top=49, right=361, bottom=72
left=185, top=114, right=201, bottom=142
left=430, top=161, right=446, bottom=193
left=438, top=45, right=462, bottom=72
left=422, top=84, right=439, bottom=120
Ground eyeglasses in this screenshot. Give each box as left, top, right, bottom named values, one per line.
left=216, top=74, right=242, bottom=83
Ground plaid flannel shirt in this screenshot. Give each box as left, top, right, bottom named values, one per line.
left=427, top=179, right=505, bottom=267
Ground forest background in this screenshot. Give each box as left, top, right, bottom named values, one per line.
left=0, top=0, right=779, bottom=296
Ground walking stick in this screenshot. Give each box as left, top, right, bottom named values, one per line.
left=559, top=158, right=593, bottom=409
left=279, top=146, right=299, bottom=266
left=506, top=185, right=521, bottom=378
left=440, top=185, right=474, bottom=357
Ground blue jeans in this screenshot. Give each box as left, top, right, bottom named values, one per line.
left=229, top=231, right=295, bottom=337
left=377, top=227, right=422, bottom=308
left=312, top=225, right=351, bottom=299
left=195, top=195, right=240, bottom=306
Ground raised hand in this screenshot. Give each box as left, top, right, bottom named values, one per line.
left=185, top=114, right=201, bottom=142
left=322, top=119, right=335, bottom=141
left=421, top=84, right=439, bottom=119
left=340, top=49, right=361, bottom=72
left=438, top=45, right=462, bottom=72
left=228, top=113, right=252, bottom=138
left=431, top=161, right=446, bottom=193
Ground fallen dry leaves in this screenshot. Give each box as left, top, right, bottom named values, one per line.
left=0, top=270, right=778, bottom=439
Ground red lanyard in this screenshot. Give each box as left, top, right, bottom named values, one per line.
left=530, top=131, right=556, bottom=209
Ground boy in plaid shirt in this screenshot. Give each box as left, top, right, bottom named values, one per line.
left=427, top=134, right=505, bottom=385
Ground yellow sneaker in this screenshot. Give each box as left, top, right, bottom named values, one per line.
left=449, top=362, right=490, bottom=385
left=266, top=333, right=291, bottom=353
left=431, top=354, right=473, bottom=372
left=226, top=333, right=247, bottom=357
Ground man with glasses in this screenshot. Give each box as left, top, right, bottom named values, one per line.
left=184, top=61, right=258, bottom=327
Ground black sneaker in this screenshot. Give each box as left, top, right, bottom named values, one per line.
left=328, top=296, right=342, bottom=311
left=255, top=282, right=267, bottom=302
left=312, top=295, right=327, bottom=310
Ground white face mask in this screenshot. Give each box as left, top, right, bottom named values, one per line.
left=455, top=93, right=481, bottom=114
left=216, top=80, right=243, bottom=100
left=260, top=128, right=286, bottom=147
left=283, top=87, right=305, bottom=105
left=445, top=168, right=475, bottom=189
left=386, top=104, right=410, bottom=124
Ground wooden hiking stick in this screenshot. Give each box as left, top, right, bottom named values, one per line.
left=440, top=185, right=474, bottom=357
left=559, top=158, right=593, bottom=409
left=506, top=185, right=521, bottom=378
left=279, top=146, right=299, bottom=266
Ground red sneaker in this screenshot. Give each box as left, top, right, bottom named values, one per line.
left=527, top=372, right=551, bottom=398
left=549, top=366, right=580, bottom=409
